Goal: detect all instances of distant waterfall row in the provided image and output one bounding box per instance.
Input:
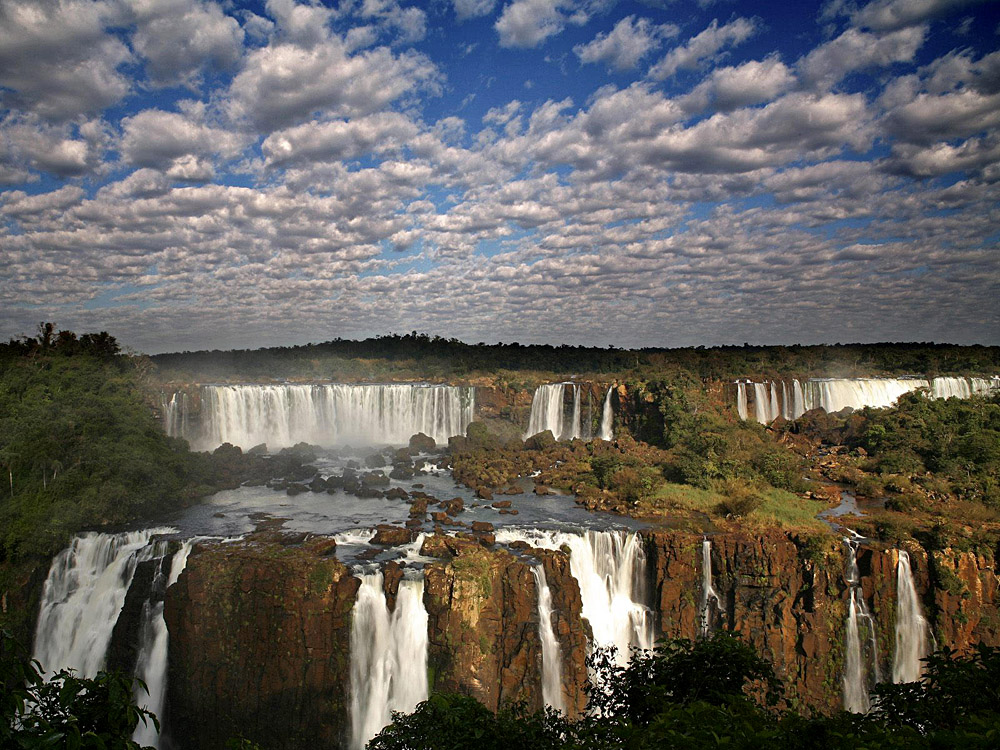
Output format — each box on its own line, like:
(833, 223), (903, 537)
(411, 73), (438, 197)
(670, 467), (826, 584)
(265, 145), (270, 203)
(735, 376), (999, 423)
(165, 384), (475, 450)
(525, 383), (615, 441)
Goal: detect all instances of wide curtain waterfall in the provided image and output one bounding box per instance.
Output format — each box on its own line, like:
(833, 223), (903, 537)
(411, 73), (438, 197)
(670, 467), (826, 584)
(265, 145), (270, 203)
(349, 572), (430, 750)
(735, 376), (999, 424)
(892, 550), (931, 684)
(495, 529), (654, 666)
(172, 384), (475, 450)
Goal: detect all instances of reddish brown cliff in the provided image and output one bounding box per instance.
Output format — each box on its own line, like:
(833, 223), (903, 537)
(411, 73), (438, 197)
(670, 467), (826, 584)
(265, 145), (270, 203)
(164, 534), (359, 750)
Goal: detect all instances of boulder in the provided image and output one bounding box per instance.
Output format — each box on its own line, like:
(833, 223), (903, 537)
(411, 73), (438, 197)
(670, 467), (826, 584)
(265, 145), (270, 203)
(371, 525), (415, 545)
(408, 432), (437, 453)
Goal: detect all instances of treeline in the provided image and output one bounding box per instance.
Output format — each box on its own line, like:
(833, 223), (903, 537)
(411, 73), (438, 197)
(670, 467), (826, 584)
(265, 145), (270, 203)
(150, 332), (1000, 383)
(369, 633), (1000, 750)
(0, 327), (228, 562)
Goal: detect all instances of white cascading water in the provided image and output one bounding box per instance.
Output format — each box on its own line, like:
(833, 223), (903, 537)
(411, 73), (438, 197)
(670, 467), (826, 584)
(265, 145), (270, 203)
(892, 550), (931, 684)
(162, 392), (188, 439)
(598, 386), (614, 441)
(525, 384), (582, 440)
(131, 540), (194, 747)
(33, 529), (176, 677)
(842, 539), (881, 713)
(188, 384), (474, 450)
(495, 529), (653, 665)
(735, 376), (999, 424)
(349, 572), (429, 750)
(699, 539), (721, 637)
(532, 565), (565, 712)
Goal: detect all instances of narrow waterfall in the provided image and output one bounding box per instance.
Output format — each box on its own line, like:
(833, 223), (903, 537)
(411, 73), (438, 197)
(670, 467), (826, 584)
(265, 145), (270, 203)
(349, 572), (429, 750)
(532, 565), (565, 712)
(893, 550), (931, 684)
(132, 540), (194, 748)
(598, 386), (614, 441)
(33, 529), (176, 677)
(735, 376), (999, 424)
(736, 382), (748, 420)
(842, 540), (881, 713)
(495, 529), (653, 665)
(193, 384), (474, 450)
(162, 391), (188, 438)
(699, 539), (721, 637)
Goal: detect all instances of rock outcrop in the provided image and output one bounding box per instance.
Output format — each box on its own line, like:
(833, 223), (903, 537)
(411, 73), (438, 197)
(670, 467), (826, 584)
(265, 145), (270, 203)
(165, 534), (359, 750)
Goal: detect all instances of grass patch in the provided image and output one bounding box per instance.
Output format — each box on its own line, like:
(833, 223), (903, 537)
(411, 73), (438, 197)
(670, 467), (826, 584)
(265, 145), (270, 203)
(645, 482), (830, 532)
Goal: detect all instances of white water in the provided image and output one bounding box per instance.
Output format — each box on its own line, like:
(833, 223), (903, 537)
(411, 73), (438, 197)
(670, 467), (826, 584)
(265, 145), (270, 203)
(532, 565), (565, 712)
(162, 391), (188, 439)
(892, 550), (931, 684)
(597, 387), (614, 441)
(33, 529), (177, 677)
(132, 540), (194, 747)
(186, 383), (474, 450)
(842, 540), (881, 713)
(699, 539), (721, 637)
(495, 529), (653, 665)
(735, 376), (999, 423)
(349, 572), (429, 750)
(525, 383), (584, 440)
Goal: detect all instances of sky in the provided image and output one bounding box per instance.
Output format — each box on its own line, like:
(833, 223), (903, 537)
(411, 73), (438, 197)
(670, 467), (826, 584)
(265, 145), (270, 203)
(1, 0), (998, 354)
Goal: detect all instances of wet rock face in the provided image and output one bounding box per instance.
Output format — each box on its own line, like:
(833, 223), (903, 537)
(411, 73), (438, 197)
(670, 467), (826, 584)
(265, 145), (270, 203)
(643, 530), (1000, 712)
(422, 538), (542, 710)
(164, 535), (359, 750)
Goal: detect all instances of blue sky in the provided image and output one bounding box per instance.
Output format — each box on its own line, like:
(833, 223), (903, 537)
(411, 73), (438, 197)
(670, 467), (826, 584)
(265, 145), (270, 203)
(1, 0), (998, 353)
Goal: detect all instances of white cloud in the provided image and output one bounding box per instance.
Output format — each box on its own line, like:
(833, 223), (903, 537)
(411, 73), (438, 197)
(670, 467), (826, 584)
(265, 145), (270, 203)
(119, 107), (246, 169)
(799, 25), (926, 90)
(496, 0), (588, 49)
(681, 56), (794, 113)
(648, 17), (759, 81)
(454, 0), (496, 21)
(227, 35), (440, 132)
(1, 114), (95, 177)
(0, 0), (131, 120)
(129, 0), (245, 86)
(261, 112), (419, 166)
(852, 0), (988, 32)
(575, 15), (678, 72)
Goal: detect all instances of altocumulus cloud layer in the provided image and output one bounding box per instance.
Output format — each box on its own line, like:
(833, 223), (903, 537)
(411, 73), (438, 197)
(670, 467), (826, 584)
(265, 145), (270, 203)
(1, 0), (998, 352)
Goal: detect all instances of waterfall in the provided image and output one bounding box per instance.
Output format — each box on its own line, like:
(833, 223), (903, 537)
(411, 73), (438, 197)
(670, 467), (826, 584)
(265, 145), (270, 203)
(131, 540), (194, 748)
(189, 384), (474, 450)
(842, 539), (881, 713)
(735, 376), (999, 424)
(893, 550), (931, 684)
(532, 565), (565, 712)
(33, 529), (176, 677)
(525, 384), (582, 440)
(494, 529), (653, 665)
(162, 392), (188, 438)
(598, 386), (614, 441)
(736, 382), (748, 420)
(349, 572), (429, 750)
(699, 539), (721, 637)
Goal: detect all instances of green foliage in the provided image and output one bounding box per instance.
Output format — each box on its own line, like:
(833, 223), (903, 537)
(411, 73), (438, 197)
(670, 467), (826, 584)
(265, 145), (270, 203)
(856, 391), (1000, 507)
(371, 639), (1000, 750)
(0, 327), (224, 560)
(1, 628), (156, 749)
(714, 478), (765, 518)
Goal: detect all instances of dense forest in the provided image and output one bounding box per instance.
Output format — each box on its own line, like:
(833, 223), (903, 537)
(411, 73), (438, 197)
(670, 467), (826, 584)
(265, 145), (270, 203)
(151, 333), (1000, 383)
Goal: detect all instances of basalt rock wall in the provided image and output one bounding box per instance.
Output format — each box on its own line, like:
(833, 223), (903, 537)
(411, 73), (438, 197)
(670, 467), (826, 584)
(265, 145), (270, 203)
(164, 535), (359, 750)
(643, 530), (1000, 712)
